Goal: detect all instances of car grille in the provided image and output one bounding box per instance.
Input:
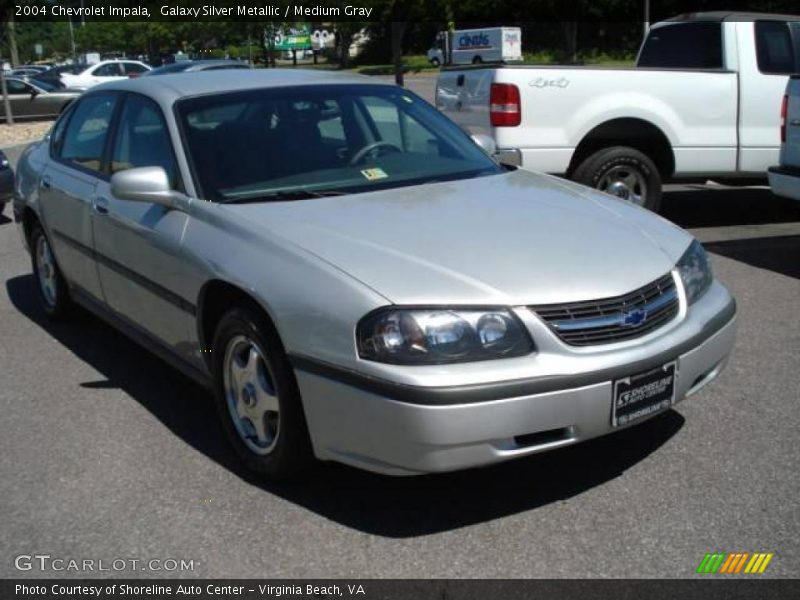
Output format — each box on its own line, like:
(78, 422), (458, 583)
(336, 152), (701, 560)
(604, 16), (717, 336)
(530, 273), (679, 346)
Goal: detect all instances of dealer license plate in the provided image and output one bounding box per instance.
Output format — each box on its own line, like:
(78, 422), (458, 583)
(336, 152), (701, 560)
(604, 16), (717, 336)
(612, 362), (676, 427)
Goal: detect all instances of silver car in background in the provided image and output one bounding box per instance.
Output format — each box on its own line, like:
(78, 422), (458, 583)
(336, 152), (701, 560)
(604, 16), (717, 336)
(13, 71), (737, 478)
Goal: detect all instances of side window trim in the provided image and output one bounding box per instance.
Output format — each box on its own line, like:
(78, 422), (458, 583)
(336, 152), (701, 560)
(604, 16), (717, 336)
(51, 91), (122, 181)
(106, 91), (185, 193)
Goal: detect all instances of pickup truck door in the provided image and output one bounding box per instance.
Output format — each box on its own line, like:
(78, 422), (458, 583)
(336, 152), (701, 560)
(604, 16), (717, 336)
(737, 20), (800, 172)
(39, 92), (120, 302)
(91, 93), (194, 356)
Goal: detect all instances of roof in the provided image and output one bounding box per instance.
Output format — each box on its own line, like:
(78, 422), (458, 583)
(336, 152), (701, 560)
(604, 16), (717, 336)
(664, 11), (799, 22)
(93, 69), (389, 106)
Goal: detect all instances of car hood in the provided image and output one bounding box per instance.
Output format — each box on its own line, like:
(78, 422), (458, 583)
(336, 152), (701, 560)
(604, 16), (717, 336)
(225, 169), (693, 305)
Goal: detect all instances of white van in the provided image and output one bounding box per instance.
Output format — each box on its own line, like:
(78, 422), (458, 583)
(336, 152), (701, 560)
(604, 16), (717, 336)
(427, 27), (522, 67)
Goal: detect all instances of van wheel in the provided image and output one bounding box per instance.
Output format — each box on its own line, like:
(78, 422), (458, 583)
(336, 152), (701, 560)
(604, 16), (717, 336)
(30, 224), (72, 318)
(472, 56), (483, 65)
(430, 57), (441, 68)
(573, 146), (662, 212)
(211, 306), (315, 480)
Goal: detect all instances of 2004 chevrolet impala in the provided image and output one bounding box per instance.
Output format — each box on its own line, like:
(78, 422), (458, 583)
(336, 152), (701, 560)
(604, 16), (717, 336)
(13, 71), (737, 478)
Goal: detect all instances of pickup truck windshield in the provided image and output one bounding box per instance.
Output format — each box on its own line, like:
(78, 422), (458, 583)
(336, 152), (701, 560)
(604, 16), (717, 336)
(177, 84), (502, 202)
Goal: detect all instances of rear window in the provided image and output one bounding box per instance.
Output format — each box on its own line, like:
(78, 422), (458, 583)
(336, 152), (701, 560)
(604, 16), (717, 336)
(638, 22), (723, 69)
(755, 21), (800, 75)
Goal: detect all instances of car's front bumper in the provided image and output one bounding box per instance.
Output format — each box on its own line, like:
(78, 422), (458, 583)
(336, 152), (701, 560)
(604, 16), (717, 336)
(294, 281), (737, 476)
(768, 165), (800, 201)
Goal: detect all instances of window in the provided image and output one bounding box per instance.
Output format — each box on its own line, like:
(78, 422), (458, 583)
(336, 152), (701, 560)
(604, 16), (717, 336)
(5, 79), (30, 94)
(638, 22), (723, 69)
(110, 95), (178, 188)
(755, 21), (798, 74)
(123, 62), (149, 75)
(178, 85), (501, 202)
(59, 93), (118, 173)
(92, 63), (122, 77)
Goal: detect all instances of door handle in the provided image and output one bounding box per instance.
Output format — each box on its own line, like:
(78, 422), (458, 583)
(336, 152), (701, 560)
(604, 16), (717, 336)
(41, 175), (51, 189)
(93, 196), (110, 215)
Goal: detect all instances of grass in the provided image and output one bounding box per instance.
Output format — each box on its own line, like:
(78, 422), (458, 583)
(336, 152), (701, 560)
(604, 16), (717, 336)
(267, 52), (635, 73)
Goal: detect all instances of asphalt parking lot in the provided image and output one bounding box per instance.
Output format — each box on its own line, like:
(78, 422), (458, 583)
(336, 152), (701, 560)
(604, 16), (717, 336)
(1, 78), (799, 578)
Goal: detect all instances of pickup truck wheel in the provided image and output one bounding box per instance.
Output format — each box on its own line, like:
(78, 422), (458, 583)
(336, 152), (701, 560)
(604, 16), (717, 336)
(30, 224), (72, 318)
(573, 146), (662, 212)
(211, 306), (314, 480)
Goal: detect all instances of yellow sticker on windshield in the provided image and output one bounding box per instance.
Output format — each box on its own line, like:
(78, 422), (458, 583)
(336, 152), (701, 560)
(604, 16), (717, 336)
(361, 168), (388, 181)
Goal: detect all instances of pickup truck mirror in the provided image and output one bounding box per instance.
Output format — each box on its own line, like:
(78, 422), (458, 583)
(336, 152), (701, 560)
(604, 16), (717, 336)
(111, 166), (185, 210)
(471, 133), (497, 157)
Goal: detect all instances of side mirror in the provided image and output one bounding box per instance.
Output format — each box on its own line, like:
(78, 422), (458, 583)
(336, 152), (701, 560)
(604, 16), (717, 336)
(30, 87), (39, 100)
(110, 166), (185, 210)
(471, 133), (497, 156)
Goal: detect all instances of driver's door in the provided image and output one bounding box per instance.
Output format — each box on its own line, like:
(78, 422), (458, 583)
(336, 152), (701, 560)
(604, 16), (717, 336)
(92, 93), (193, 355)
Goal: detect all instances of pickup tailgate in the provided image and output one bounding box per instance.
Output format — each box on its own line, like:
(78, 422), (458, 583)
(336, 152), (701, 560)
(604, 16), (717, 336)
(436, 68), (494, 137)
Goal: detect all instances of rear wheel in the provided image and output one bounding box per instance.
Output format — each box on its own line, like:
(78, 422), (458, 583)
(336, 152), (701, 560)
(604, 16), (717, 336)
(30, 224), (72, 318)
(472, 56), (483, 65)
(211, 306), (314, 480)
(573, 146), (662, 212)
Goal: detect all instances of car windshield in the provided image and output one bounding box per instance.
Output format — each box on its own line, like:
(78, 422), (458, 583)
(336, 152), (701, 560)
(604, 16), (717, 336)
(177, 84), (503, 203)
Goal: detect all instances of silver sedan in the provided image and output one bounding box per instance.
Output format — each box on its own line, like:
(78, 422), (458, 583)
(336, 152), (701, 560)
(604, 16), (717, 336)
(12, 70), (737, 478)
(1, 77), (82, 119)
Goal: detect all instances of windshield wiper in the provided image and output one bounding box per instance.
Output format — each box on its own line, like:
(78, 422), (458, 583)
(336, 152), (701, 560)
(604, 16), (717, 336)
(221, 189), (348, 204)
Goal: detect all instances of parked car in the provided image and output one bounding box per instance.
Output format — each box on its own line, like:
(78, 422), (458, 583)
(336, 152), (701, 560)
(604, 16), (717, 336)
(768, 75), (800, 201)
(0, 150), (13, 215)
(59, 60), (151, 90)
(32, 64), (89, 90)
(13, 70), (737, 479)
(0, 78), (82, 120)
(437, 12), (800, 211)
(8, 67), (47, 78)
(142, 60), (250, 76)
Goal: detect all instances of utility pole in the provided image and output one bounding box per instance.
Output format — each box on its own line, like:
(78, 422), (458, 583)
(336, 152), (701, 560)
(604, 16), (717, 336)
(1, 71), (14, 125)
(7, 14), (20, 67)
(643, 0), (650, 39)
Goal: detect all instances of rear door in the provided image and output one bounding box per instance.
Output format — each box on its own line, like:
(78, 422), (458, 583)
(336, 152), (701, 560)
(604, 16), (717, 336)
(92, 93), (193, 351)
(40, 92), (120, 301)
(88, 62), (125, 86)
(737, 20), (800, 172)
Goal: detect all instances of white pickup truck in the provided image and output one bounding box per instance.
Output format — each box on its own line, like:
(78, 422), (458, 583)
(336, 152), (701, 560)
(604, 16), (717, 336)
(436, 12), (800, 211)
(768, 75), (800, 201)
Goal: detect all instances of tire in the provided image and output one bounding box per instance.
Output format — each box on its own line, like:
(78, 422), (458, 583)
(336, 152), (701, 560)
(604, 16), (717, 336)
(572, 146), (662, 212)
(211, 306), (314, 480)
(430, 57), (440, 68)
(30, 223), (72, 318)
(472, 56), (483, 65)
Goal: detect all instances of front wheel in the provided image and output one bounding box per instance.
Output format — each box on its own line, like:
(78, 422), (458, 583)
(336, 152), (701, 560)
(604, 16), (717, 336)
(211, 306), (314, 480)
(572, 146), (662, 212)
(429, 57), (441, 68)
(30, 224), (72, 318)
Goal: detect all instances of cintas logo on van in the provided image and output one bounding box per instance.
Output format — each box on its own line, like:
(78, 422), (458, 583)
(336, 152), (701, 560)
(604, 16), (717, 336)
(458, 33), (491, 50)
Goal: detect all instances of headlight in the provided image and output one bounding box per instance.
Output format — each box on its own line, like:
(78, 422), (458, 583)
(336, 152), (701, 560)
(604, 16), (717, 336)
(676, 239), (712, 304)
(357, 308), (534, 364)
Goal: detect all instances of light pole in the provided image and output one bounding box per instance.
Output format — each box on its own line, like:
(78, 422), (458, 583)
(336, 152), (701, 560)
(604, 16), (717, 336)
(643, 0), (650, 39)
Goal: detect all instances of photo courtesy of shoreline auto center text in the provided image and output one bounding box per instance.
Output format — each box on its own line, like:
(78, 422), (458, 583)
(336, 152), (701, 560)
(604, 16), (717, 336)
(1, 0), (799, 598)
